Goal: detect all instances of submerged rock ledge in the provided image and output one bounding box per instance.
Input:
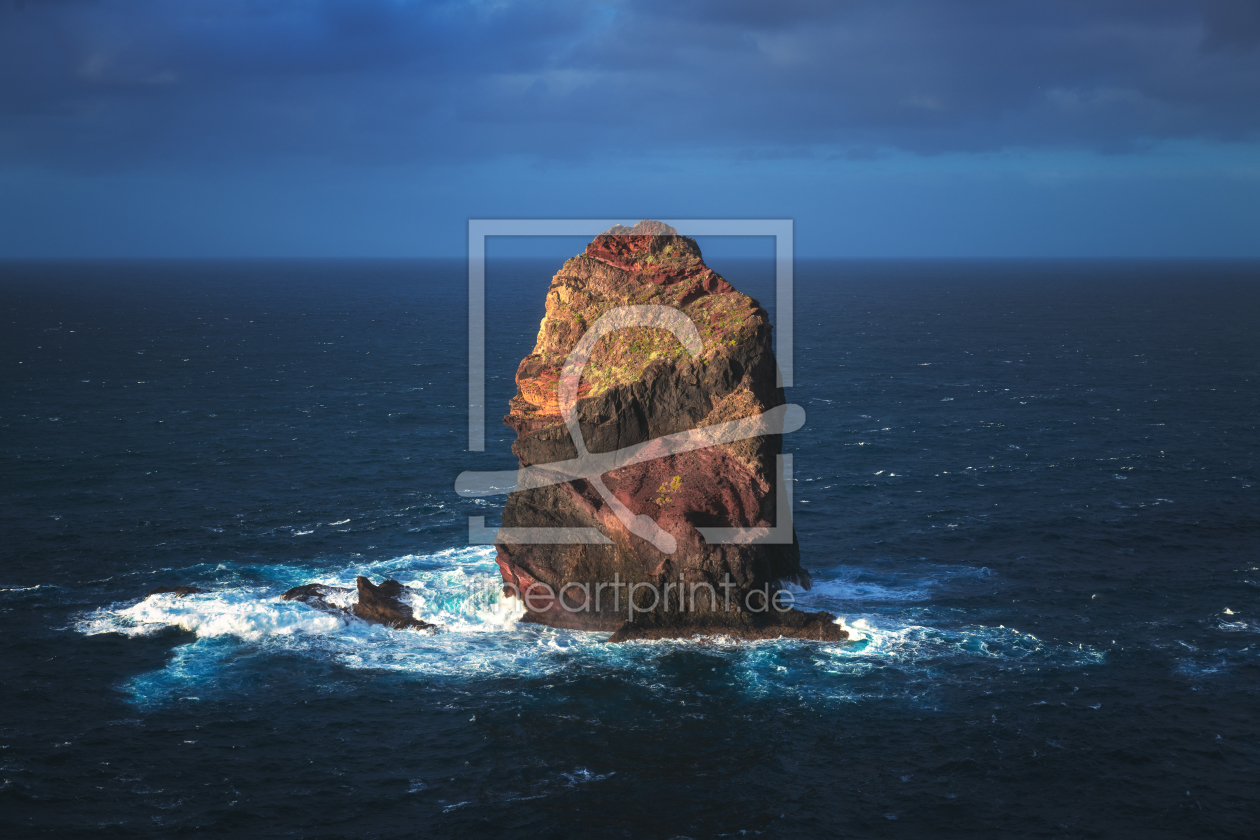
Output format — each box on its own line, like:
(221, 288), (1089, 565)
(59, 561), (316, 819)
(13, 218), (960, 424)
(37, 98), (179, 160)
(142, 578), (439, 632)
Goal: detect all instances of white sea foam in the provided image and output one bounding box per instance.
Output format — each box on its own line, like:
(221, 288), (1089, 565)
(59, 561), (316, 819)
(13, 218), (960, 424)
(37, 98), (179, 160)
(796, 614), (1105, 705)
(73, 547), (1100, 706)
(79, 588), (347, 640)
(833, 616), (876, 641)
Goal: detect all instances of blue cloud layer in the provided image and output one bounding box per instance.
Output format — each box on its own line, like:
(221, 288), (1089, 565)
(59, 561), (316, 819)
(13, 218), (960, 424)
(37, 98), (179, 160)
(3, 0), (1259, 171)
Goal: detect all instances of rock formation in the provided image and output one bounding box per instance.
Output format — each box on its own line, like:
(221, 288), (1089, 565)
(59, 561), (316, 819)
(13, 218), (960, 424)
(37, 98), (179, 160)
(350, 576), (436, 631)
(280, 582), (352, 615)
(280, 577), (437, 631)
(145, 585), (206, 598)
(495, 221), (845, 642)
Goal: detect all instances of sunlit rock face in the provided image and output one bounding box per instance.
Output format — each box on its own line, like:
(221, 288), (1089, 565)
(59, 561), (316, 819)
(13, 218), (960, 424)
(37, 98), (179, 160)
(496, 221), (846, 642)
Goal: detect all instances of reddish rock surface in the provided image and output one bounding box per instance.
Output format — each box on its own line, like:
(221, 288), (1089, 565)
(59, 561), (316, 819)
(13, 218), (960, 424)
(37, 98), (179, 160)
(496, 221), (846, 642)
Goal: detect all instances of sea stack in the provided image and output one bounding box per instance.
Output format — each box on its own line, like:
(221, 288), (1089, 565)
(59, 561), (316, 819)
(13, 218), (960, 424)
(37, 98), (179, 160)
(495, 221), (846, 642)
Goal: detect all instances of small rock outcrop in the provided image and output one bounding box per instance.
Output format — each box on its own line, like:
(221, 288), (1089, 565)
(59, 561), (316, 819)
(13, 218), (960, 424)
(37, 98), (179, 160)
(494, 221), (846, 642)
(280, 578), (436, 631)
(281, 583), (353, 617)
(351, 576), (436, 631)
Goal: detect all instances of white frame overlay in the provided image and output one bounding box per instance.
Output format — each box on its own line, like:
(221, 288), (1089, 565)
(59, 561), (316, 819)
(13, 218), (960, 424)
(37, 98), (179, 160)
(464, 219), (796, 547)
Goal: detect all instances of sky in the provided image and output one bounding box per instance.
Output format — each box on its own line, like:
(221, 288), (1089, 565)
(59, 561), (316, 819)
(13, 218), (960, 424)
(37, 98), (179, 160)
(1, 0), (1258, 258)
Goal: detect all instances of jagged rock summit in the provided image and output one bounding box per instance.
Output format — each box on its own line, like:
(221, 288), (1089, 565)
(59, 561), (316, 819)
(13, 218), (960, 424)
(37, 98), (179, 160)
(496, 221), (846, 642)
(603, 220), (677, 237)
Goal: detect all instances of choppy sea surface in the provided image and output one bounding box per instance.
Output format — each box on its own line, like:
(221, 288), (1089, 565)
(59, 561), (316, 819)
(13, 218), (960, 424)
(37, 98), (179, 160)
(1, 259), (1257, 838)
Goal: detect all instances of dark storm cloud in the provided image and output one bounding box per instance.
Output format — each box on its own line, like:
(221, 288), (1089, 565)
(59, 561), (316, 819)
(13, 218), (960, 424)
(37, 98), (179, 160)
(1203, 0), (1260, 48)
(2, 0), (1258, 170)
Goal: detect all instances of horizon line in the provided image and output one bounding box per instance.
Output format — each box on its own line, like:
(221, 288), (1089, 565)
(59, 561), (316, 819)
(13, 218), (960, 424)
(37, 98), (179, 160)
(4, 255), (1260, 263)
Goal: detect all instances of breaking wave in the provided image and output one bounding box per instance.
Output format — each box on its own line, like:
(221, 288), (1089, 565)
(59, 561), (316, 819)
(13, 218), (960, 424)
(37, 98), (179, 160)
(73, 547), (1103, 707)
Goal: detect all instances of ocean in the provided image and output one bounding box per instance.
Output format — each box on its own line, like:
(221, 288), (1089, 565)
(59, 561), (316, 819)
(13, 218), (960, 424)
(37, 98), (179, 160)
(1, 259), (1257, 838)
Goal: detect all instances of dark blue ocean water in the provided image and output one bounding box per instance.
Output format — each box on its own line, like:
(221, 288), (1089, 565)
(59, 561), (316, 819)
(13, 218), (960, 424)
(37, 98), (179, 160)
(1, 259), (1258, 838)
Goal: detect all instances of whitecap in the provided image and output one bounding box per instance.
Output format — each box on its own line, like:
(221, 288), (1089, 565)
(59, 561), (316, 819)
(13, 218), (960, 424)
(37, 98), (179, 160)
(1217, 618), (1259, 633)
(74, 547), (1100, 708)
